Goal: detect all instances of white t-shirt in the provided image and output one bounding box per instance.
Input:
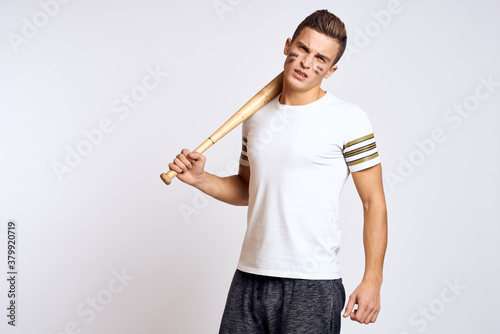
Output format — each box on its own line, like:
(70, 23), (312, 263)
(238, 91), (380, 279)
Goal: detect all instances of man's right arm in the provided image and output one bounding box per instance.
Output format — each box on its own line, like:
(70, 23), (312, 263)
(168, 148), (250, 206)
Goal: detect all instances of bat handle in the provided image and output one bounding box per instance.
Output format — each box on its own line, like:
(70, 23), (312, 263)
(160, 138), (214, 186)
(160, 170), (177, 185)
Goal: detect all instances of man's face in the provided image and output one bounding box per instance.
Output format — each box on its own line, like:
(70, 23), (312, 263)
(283, 27), (340, 92)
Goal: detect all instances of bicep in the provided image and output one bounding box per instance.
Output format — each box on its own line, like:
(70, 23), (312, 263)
(351, 164), (386, 206)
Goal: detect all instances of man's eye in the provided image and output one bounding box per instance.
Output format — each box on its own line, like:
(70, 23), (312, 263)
(301, 46), (307, 51)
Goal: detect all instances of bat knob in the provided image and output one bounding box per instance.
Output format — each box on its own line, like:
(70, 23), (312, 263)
(160, 170), (178, 185)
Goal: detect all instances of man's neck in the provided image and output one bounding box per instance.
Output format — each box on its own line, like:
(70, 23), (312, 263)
(279, 84), (326, 106)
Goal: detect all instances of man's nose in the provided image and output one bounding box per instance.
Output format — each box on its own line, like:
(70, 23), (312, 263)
(301, 54), (313, 68)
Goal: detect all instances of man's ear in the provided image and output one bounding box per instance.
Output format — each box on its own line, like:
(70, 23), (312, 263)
(323, 64), (338, 80)
(283, 38), (292, 56)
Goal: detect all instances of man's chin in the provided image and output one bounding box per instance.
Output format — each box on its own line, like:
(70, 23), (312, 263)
(284, 78), (317, 92)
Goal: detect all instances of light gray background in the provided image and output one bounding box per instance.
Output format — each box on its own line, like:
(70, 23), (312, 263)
(1, 0), (499, 333)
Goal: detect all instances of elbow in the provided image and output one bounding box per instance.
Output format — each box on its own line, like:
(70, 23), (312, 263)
(237, 175), (249, 206)
(238, 192), (249, 206)
(225, 176), (248, 206)
(232, 196), (248, 206)
(237, 199), (249, 206)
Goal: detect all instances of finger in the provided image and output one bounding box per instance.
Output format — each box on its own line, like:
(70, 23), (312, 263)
(181, 148), (191, 156)
(366, 307), (380, 324)
(173, 157), (189, 172)
(168, 162), (183, 173)
(177, 154), (193, 171)
(354, 304), (367, 324)
(182, 150), (205, 166)
(171, 158), (186, 172)
(361, 303), (378, 324)
(179, 149), (195, 167)
(350, 309), (358, 322)
(187, 151), (203, 161)
(343, 295), (356, 318)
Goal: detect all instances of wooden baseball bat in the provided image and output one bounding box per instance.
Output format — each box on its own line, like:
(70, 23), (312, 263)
(161, 71), (284, 185)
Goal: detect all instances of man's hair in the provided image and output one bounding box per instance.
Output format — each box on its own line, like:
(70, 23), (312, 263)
(291, 9), (347, 66)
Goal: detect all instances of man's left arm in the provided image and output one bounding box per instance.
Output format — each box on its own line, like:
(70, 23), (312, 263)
(343, 163), (388, 324)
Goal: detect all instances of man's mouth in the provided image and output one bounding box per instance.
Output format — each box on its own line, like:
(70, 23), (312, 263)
(294, 69), (308, 78)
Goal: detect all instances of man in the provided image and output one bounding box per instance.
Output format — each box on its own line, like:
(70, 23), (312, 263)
(168, 9), (387, 333)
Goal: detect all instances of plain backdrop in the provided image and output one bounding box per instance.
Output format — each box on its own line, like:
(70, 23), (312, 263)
(1, 0), (499, 333)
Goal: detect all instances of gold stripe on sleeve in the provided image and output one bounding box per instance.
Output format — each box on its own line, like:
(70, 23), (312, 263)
(343, 133), (374, 150)
(344, 142), (377, 158)
(347, 152), (379, 166)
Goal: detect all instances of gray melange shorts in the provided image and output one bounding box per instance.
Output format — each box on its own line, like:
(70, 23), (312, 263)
(219, 269), (346, 334)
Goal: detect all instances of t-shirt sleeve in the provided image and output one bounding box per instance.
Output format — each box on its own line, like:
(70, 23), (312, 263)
(239, 120), (250, 166)
(342, 108), (381, 172)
